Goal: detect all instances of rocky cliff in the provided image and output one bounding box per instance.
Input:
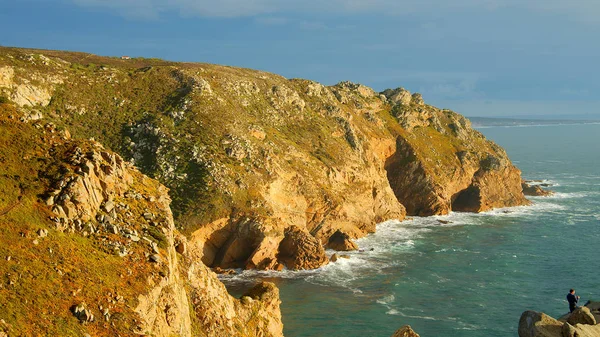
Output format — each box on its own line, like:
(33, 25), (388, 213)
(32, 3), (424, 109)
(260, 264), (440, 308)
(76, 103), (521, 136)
(0, 104), (282, 336)
(0, 47), (530, 272)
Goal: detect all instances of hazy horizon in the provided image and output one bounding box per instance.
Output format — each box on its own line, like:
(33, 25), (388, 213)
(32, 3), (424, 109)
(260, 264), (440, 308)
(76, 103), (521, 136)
(2, 0), (599, 117)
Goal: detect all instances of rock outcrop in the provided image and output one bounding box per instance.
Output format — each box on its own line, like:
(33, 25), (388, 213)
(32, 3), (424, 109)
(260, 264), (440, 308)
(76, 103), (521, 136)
(522, 181), (554, 196)
(518, 307), (600, 337)
(382, 88), (530, 216)
(326, 229), (358, 251)
(390, 325), (421, 337)
(278, 226), (329, 270)
(567, 307), (597, 326)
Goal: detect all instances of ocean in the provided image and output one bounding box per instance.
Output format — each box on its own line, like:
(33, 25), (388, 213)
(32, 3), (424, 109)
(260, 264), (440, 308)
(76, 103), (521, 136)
(221, 123), (600, 337)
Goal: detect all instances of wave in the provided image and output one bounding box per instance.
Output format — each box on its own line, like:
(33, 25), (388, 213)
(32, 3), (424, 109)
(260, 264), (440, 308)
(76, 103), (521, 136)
(376, 294), (395, 305)
(531, 191), (595, 200)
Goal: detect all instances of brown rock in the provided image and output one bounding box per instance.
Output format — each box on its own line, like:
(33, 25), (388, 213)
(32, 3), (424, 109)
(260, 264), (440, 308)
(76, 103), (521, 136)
(212, 267), (236, 275)
(175, 241), (186, 255)
(330, 253), (338, 262)
(390, 325), (420, 337)
(567, 306), (596, 326)
(277, 226), (328, 270)
(246, 236), (283, 270)
(326, 230), (358, 251)
(522, 182), (553, 196)
(385, 108), (529, 216)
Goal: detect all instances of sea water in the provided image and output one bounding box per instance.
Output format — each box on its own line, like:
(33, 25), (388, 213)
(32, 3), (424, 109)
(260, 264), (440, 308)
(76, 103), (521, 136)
(221, 123), (600, 337)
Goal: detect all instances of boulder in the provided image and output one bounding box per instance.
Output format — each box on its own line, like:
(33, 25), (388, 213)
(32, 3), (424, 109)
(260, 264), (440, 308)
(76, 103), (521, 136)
(326, 230), (358, 251)
(71, 303), (95, 323)
(381, 87), (412, 106)
(277, 226), (328, 270)
(567, 306), (596, 326)
(562, 322), (577, 337)
(518, 311), (562, 337)
(390, 325), (420, 337)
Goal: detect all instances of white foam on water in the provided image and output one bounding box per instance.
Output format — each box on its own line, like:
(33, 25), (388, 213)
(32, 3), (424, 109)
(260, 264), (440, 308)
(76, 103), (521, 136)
(454, 323), (482, 331)
(376, 294), (395, 305)
(523, 179), (560, 187)
(384, 309), (438, 321)
(221, 190), (582, 305)
(541, 191), (592, 199)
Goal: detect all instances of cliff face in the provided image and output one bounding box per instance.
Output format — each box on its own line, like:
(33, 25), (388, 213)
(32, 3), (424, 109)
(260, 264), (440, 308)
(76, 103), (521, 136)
(0, 104), (282, 336)
(0, 47), (529, 272)
(382, 88), (530, 215)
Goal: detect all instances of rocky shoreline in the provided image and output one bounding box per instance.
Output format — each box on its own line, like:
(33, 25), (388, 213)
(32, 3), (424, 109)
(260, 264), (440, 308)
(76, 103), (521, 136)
(0, 46), (552, 336)
(519, 301), (600, 337)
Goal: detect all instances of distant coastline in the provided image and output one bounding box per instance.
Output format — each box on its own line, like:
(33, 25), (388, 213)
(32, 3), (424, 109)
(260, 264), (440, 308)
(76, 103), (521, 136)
(468, 116), (600, 128)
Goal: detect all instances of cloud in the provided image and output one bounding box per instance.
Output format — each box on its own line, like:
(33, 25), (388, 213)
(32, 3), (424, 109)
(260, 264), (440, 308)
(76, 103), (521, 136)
(70, 0), (600, 23)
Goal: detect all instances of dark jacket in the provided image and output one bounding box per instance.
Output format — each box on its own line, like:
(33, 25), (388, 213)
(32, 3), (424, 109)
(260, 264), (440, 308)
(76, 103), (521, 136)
(567, 293), (578, 311)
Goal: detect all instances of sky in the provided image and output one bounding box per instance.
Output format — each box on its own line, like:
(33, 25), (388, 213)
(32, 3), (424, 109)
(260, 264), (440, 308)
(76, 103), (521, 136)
(1, 0), (599, 118)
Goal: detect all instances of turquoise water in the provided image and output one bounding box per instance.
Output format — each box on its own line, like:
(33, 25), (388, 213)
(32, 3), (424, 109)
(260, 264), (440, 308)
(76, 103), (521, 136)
(222, 123), (600, 337)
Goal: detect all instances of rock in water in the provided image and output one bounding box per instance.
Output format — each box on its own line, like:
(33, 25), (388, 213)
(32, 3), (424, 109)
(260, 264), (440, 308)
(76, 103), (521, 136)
(277, 226), (328, 270)
(522, 181), (553, 196)
(567, 306), (596, 325)
(326, 230), (358, 251)
(390, 325), (420, 337)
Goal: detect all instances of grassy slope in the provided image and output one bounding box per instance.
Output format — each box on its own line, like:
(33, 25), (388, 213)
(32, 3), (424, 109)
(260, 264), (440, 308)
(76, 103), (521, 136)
(0, 103), (168, 336)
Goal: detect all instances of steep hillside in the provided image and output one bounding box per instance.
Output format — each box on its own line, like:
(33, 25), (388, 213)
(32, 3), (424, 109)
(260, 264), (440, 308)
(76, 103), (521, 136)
(0, 47), (529, 271)
(0, 104), (283, 336)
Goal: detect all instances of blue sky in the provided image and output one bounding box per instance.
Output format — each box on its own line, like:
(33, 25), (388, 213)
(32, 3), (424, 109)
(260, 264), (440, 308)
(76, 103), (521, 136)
(1, 0), (599, 117)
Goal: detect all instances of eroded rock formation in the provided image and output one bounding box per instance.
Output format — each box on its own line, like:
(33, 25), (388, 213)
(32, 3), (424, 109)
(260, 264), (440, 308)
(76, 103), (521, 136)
(382, 90), (530, 216)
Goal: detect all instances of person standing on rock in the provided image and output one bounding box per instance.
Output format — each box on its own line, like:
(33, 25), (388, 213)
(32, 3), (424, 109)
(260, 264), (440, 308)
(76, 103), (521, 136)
(567, 289), (580, 313)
